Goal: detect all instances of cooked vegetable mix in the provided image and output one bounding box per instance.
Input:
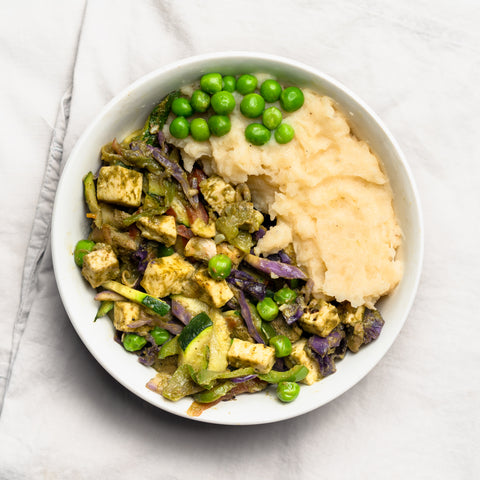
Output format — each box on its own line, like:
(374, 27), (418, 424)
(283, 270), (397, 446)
(76, 73), (386, 415)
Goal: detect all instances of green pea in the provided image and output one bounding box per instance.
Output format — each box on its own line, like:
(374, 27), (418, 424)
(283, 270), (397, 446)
(262, 106), (282, 130)
(236, 74), (258, 95)
(269, 335), (292, 358)
(171, 97), (193, 117)
(276, 381), (300, 402)
(208, 254), (232, 280)
(222, 75), (236, 92)
(211, 91), (236, 115)
(150, 326), (170, 346)
(190, 89), (211, 113)
(208, 115), (231, 137)
(158, 244), (175, 257)
(260, 79), (282, 103)
(256, 297), (279, 321)
(200, 73), (223, 94)
(279, 86), (304, 112)
(240, 93), (265, 118)
(169, 116), (190, 139)
(273, 287), (297, 304)
(274, 123), (295, 144)
(123, 333), (147, 352)
(190, 118), (211, 141)
(74, 239), (95, 267)
(245, 123), (271, 146)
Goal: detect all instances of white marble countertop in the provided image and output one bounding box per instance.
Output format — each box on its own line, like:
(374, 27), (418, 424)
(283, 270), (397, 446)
(0, 1), (478, 478)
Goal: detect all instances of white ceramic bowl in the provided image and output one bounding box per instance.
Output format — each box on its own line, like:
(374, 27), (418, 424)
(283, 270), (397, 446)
(51, 52), (423, 425)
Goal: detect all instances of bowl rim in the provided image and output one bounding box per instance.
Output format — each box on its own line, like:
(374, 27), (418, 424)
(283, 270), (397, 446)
(51, 51), (424, 425)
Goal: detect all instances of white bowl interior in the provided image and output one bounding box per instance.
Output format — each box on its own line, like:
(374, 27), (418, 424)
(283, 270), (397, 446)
(52, 52), (423, 425)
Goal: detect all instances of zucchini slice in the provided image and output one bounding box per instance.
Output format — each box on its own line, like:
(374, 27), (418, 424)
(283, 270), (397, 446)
(178, 312), (213, 370)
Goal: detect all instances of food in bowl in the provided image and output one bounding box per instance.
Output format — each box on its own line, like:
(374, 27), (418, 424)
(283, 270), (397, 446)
(73, 72), (402, 415)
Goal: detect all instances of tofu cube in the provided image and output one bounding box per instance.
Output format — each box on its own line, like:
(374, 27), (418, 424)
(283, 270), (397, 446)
(288, 339), (321, 385)
(216, 242), (244, 266)
(113, 301), (150, 335)
(227, 338), (275, 374)
(190, 218), (216, 238)
(141, 253), (195, 298)
(81, 244), (119, 288)
(97, 166), (143, 207)
(137, 215), (177, 246)
(184, 237), (217, 262)
(299, 300), (341, 337)
(199, 175), (236, 214)
(193, 268), (234, 308)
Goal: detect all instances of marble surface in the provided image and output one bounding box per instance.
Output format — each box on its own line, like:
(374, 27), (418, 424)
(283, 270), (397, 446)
(0, 0), (479, 478)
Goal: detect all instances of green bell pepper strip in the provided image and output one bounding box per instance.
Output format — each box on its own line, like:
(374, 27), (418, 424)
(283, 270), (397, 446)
(158, 336), (180, 359)
(192, 367), (255, 390)
(141, 91), (179, 145)
(83, 171), (102, 228)
(258, 365), (309, 384)
(193, 381), (235, 403)
(94, 300), (114, 321)
(261, 321), (277, 341)
(102, 280), (170, 317)
(162, 364), (204, 402)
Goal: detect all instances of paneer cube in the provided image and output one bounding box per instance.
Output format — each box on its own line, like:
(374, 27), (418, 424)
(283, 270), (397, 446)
(299, 300), (341, 337)
(227, 338), (275, 374)
(137, 215), (177, 246)
(288, 339), (321, 385)
(113, 301), (149, 334)
(193, 268), (234, 308)
(141, 253), (195, 298)
(199, 175), (236, 214)
(97, 166), (143, 207)
(184, 237), (217, 262)
(81, 244), (119, 288)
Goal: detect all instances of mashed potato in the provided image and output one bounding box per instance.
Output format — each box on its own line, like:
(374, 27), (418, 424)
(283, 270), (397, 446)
(165, 87), (403, 308)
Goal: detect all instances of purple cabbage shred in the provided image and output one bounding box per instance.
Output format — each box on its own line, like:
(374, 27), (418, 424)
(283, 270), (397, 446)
(146, 145), (199, 208)
(131, 246), (149, 273)
(171, 300), (192, 325)
(227, 269), (266, 301)
(245, 254), (307, 280)
(237, 289), (265, 344)
(231, 374), (258, 384)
